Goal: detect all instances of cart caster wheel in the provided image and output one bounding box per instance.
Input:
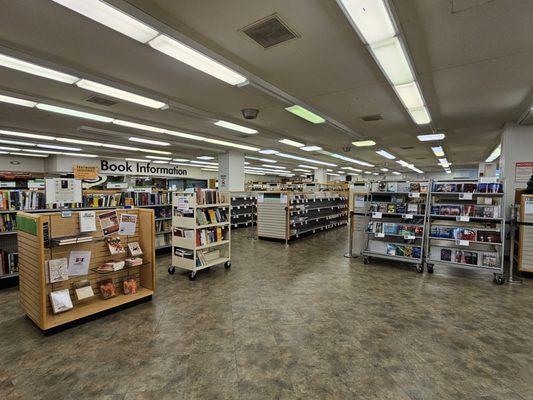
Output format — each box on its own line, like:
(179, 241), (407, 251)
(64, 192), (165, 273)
(168, 266), (175, 275)
(224, 261), (231, 269)
(426, 265), (434, 274)
(416, 264), (424, 273)
(363, 257), (369, 265)
(494, 275), (504, 285)
(188, 271), (197, 281)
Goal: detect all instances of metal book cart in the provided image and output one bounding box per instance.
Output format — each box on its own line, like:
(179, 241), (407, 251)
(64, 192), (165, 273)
(424, 179), (505, 284)
(361, 180), (430, 273)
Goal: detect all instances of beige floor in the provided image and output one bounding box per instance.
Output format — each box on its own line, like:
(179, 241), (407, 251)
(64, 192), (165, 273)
(0, 227), (532, 399)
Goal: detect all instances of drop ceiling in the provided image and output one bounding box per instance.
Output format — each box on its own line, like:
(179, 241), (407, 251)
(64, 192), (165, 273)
(0, 0), (532, 174)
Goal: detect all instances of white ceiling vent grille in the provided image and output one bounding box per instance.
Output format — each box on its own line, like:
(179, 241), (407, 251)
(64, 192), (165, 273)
(241, 14), (298, 49)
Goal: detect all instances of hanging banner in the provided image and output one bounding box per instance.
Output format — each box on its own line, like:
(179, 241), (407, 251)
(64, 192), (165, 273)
(73, 165), (99, 180)
(99, 160), (190, 178)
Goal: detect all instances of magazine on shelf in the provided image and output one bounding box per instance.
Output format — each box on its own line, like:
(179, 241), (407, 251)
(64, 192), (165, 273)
(98, 279), (117, 299)
(118, 213), (137, 236)
(50, 289), (74, 314)
(98, 210), (120, 236)
(106, 236), (126, 255)
(68, 251), (91, 276)
(123, 277), (138, 294)
(127, 242), (143, 256)
(47, 258), (69, 283)
(79, 211), (96, 232)
(481, 253), (498, 268)
(74, 279), (94, 300)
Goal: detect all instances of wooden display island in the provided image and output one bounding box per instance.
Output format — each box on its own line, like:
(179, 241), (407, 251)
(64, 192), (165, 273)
(17, 208), (155, 332)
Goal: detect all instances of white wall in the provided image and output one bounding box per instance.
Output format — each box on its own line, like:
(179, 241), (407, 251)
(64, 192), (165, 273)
(0, 155), (46, 173)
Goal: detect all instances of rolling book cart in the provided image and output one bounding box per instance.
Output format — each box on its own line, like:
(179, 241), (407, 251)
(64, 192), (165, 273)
(424, 179), (505, 283)
(169, 190), (231, 280)
(361, 180), (429, 273)
(16, 208), (156, 332)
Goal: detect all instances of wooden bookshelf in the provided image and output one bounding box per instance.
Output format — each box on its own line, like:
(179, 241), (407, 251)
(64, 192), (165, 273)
(17, 208), (155, 332)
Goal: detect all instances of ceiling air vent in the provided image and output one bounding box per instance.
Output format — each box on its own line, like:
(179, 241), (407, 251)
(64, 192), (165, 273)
(85, 95), (118, 107)
(241, 14), (298, 49)
(360, 114), (383, 122)
(400, 146), (415, 150)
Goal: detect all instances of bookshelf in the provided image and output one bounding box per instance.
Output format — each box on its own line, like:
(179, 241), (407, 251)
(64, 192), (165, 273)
(256, 191), (347, 244)
(169, 190), (231, 280)
(230, 192), (256, 229)
(425, 179), (505, 283)
(17, 208), (156, 332)
(361, 180), (429, 272)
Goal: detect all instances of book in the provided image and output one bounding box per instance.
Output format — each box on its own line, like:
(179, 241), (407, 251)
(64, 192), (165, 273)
(79, 211), (96, 232)
(441, 248), (452, 262)
(123, 277), (138, 295)
(481, 253), (497, 268)
(98, 279), (116, 299)
(383, 223), (398, 235)
(98, 210), (119, 236)
(125, 257), (143, 267)
(47, 258), (69, 283)
(49, 289), (74, 314)
(387, 204), (397, 213)
(386, 244), (396, 256)
(118, 213), (137, 236)
(127, 242), (143, 256)
(409, 182), (421, 193)
(74, 279), (94, 300)
(106, 236), (126, 255)
(386, 182), (397, 192)
(68, 251), (91, 276)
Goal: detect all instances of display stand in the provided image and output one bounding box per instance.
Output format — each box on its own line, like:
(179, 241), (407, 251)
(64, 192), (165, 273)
(425, 179), (505, 283)
(512, 194), (533, 277)
(361, 180), (429, 273)
(169, 190), (231, 280)
(17, 208), (156, 332)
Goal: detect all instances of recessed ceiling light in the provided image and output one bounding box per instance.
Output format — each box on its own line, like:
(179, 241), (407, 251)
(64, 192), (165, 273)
(294, 168), (312, 173)
(203, 137), (260, 152)
(392, 171), (401, 175)
(340, 166), (362, 172)
(165, 130), (205, 141)
(352, 140), (376, 147)
(148, 34), (247, 85)
(137, 149), (172, 155)
(376, 149), (395, 159)
(485, 144), (501, 163)
(381, 168), (389, 172)
(129, 137), (170, 146)
(0, 94), (37, 108)
(0, 146), (21, 151)
(125, 158), (147, 162)
(431, 146), (445, 157)
(10, 152), (48, 157)
(298, 164), (318, 170)
(190, 160), (218, 166)
(261, 164), (285, 169)
(258, 149), (279, 155)
(370, 37), (414, 85)
(363, 171), (372, 174)
(0, 139), (35, 146)
(101, 144), (141, 151)
(372, 172), (379, 175)
(330, 153), (374, 167)
(37, 144), (81, 151)
(145, 155), (171, 160)
(417, 133), (445, 142)
(279, 138), (304, 147)
(51, 0), (159, 43)
(300, 145), (322, 152)
(62, 152), (98, 158)
(285, 105), (325, 124)
(0, 53), (79, 84)
(173, 158), (189, 162)
(393, 81), (425, 109)
(214, 120), (257, 134)
(76, 79), (166, 109)
(56, 138), (103, 145)
(197, 156), (215, 160)
(245, 156), (277, 163)
(151, 160), (169, 164)
(408, 106), (431, 125)
(0, 129), (56, 141)
(113, 119), (166, 133)
(36, 103), (114, 122)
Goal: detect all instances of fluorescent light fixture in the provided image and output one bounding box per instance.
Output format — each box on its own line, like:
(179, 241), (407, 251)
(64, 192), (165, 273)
(148, 34), (247, 85)
(113, 119), (166, 133)
(0, 146), (21, 151)
(76, 79), (166, 109)
(330, 153), (374, 167)
(363, 171), (372, 174)
(151, 160), (169, 164)
(0, 129), (56, 141)
(101, 144), (141, 151)
(0, 94), (37, 108)
(394, 81), (424, 109)
(125, 158), (147, 162)
(327, 173), (340, 176)
(165, 130), (206, 141)
(202, 137), (260, 152)
(445, 169), (452, 174)
(376, 149), (395, 159)
(396, 160), (410, 167)
(392, 171), (401, 175)
(279, 138), (304, 148)
(61, 152), (98, 158)
(411, 167), (424, 174)
(373, 172), (379, 175)
(25, 149), (62, 154)
(485, 144), (501, 163)
(337, 0), (396, 45)
(285, 105), (325, 124)
(438, 158), (451, 168)
(300, 145), (322, 152)
(370, 37), (414, 85)
(352, 140), (376, 147)
(170, 162), (190, 167)
(0, 139), (35, 146)
(214, 120), (257, 134)
(0, 53), (79, 84)
(258, 149), (279, 155)
(129, 137), (169, 146)
(244, 171), (266, 176)
(294, 168), (312, 173)
(245, 156), (277, 163)
(381, 168), (389, 172)
(173, 158), (189, 162)
(10, 152), (48, 157)
(145, 155), (171, 160)
(52, 0), (159, 43)
(407, 106), (431, 125)
(244, 161), (250, 165)
(190, 160), (218, 166)
(37, 144), (81, 151)
(36, 103), (114, 122)
(299, 164), (318, 170)
(56, 138), (102, 145)
(431, 146), (445, 157)
(137, 148), (172, 155)
(197, 156), (215, 160)
(341, 166), (362, 172)
(276, 153), (337, 166)
(261, 164), (285, 169)
(0, 151), (7, 154)
(326, 169), (333, 172)
(417, 133), (445, 142)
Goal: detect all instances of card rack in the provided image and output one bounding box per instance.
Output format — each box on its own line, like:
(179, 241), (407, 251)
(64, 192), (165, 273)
(16, 208), (156, 332)
(425, 179), (505, 283)
(361, 180), (430, 272)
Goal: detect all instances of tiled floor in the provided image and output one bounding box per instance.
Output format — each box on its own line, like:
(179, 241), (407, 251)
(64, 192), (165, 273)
(1, 226), (533, 399)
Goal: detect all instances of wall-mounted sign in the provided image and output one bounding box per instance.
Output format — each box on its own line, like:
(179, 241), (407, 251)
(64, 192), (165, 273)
(106, 182), (129, 189)
(515, 162), (533, 184)
(73, 165), (99, 180)
(99, 160), (189, 178)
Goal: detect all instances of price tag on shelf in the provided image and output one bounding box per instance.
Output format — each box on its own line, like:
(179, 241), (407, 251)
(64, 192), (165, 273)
(405, 235), (416, 240)
(375, 232), (385, 238)
(372, 212), (382, 219)
(280, 194), (288, 204)
(402, 214), (414, 219)
(459, 193), (473, 200)
(257, 194), (264, 203)
(457, 240), (470, 246)
(409, 192), (420, 198)
(61, 210), (72, 218)
(456, 216), (470, 222)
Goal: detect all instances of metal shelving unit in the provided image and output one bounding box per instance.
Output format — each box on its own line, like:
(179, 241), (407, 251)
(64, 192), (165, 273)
(424, 179), (505, 283)
(361, 180), (430, 273)
(230, 192), (256, 229)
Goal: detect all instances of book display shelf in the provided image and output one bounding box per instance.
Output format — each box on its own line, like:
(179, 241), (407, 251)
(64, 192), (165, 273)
(17, 208), (156, 332)
(511, 194), (533, 274)
(169, 190), (231, 280)
(256, 191), (347, 245)
(425, 179), (505, 283)
(230, 192), (257, 229)
(361, 181), (429, 273)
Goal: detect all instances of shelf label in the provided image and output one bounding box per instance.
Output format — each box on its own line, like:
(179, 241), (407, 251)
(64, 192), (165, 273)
(404, 235), (416, 240)
(457, 239), (470, 246)
(280, 194), (288, 204)
(257, 194), (264, 203)
(457, 216), (470, 222)
(402, 214), (414, 219)
(61, 210), (72, 218)
(375, 232), (385, 238)
(459, 193), (473, 200)
(372, 212), (382, 219)
(176, 196), (190, 211)
(409, 192), (420, 198)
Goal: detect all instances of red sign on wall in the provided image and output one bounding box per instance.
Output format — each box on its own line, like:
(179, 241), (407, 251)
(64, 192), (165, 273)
(515, 162), (533, 183)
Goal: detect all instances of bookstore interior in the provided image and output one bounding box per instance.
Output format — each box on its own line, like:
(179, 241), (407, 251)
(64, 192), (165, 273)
(1, 1), (533, 398)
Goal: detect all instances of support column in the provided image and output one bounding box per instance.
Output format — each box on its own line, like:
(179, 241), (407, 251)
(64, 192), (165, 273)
(218, 151), (245, 191)
(314, 168), (327, 183)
